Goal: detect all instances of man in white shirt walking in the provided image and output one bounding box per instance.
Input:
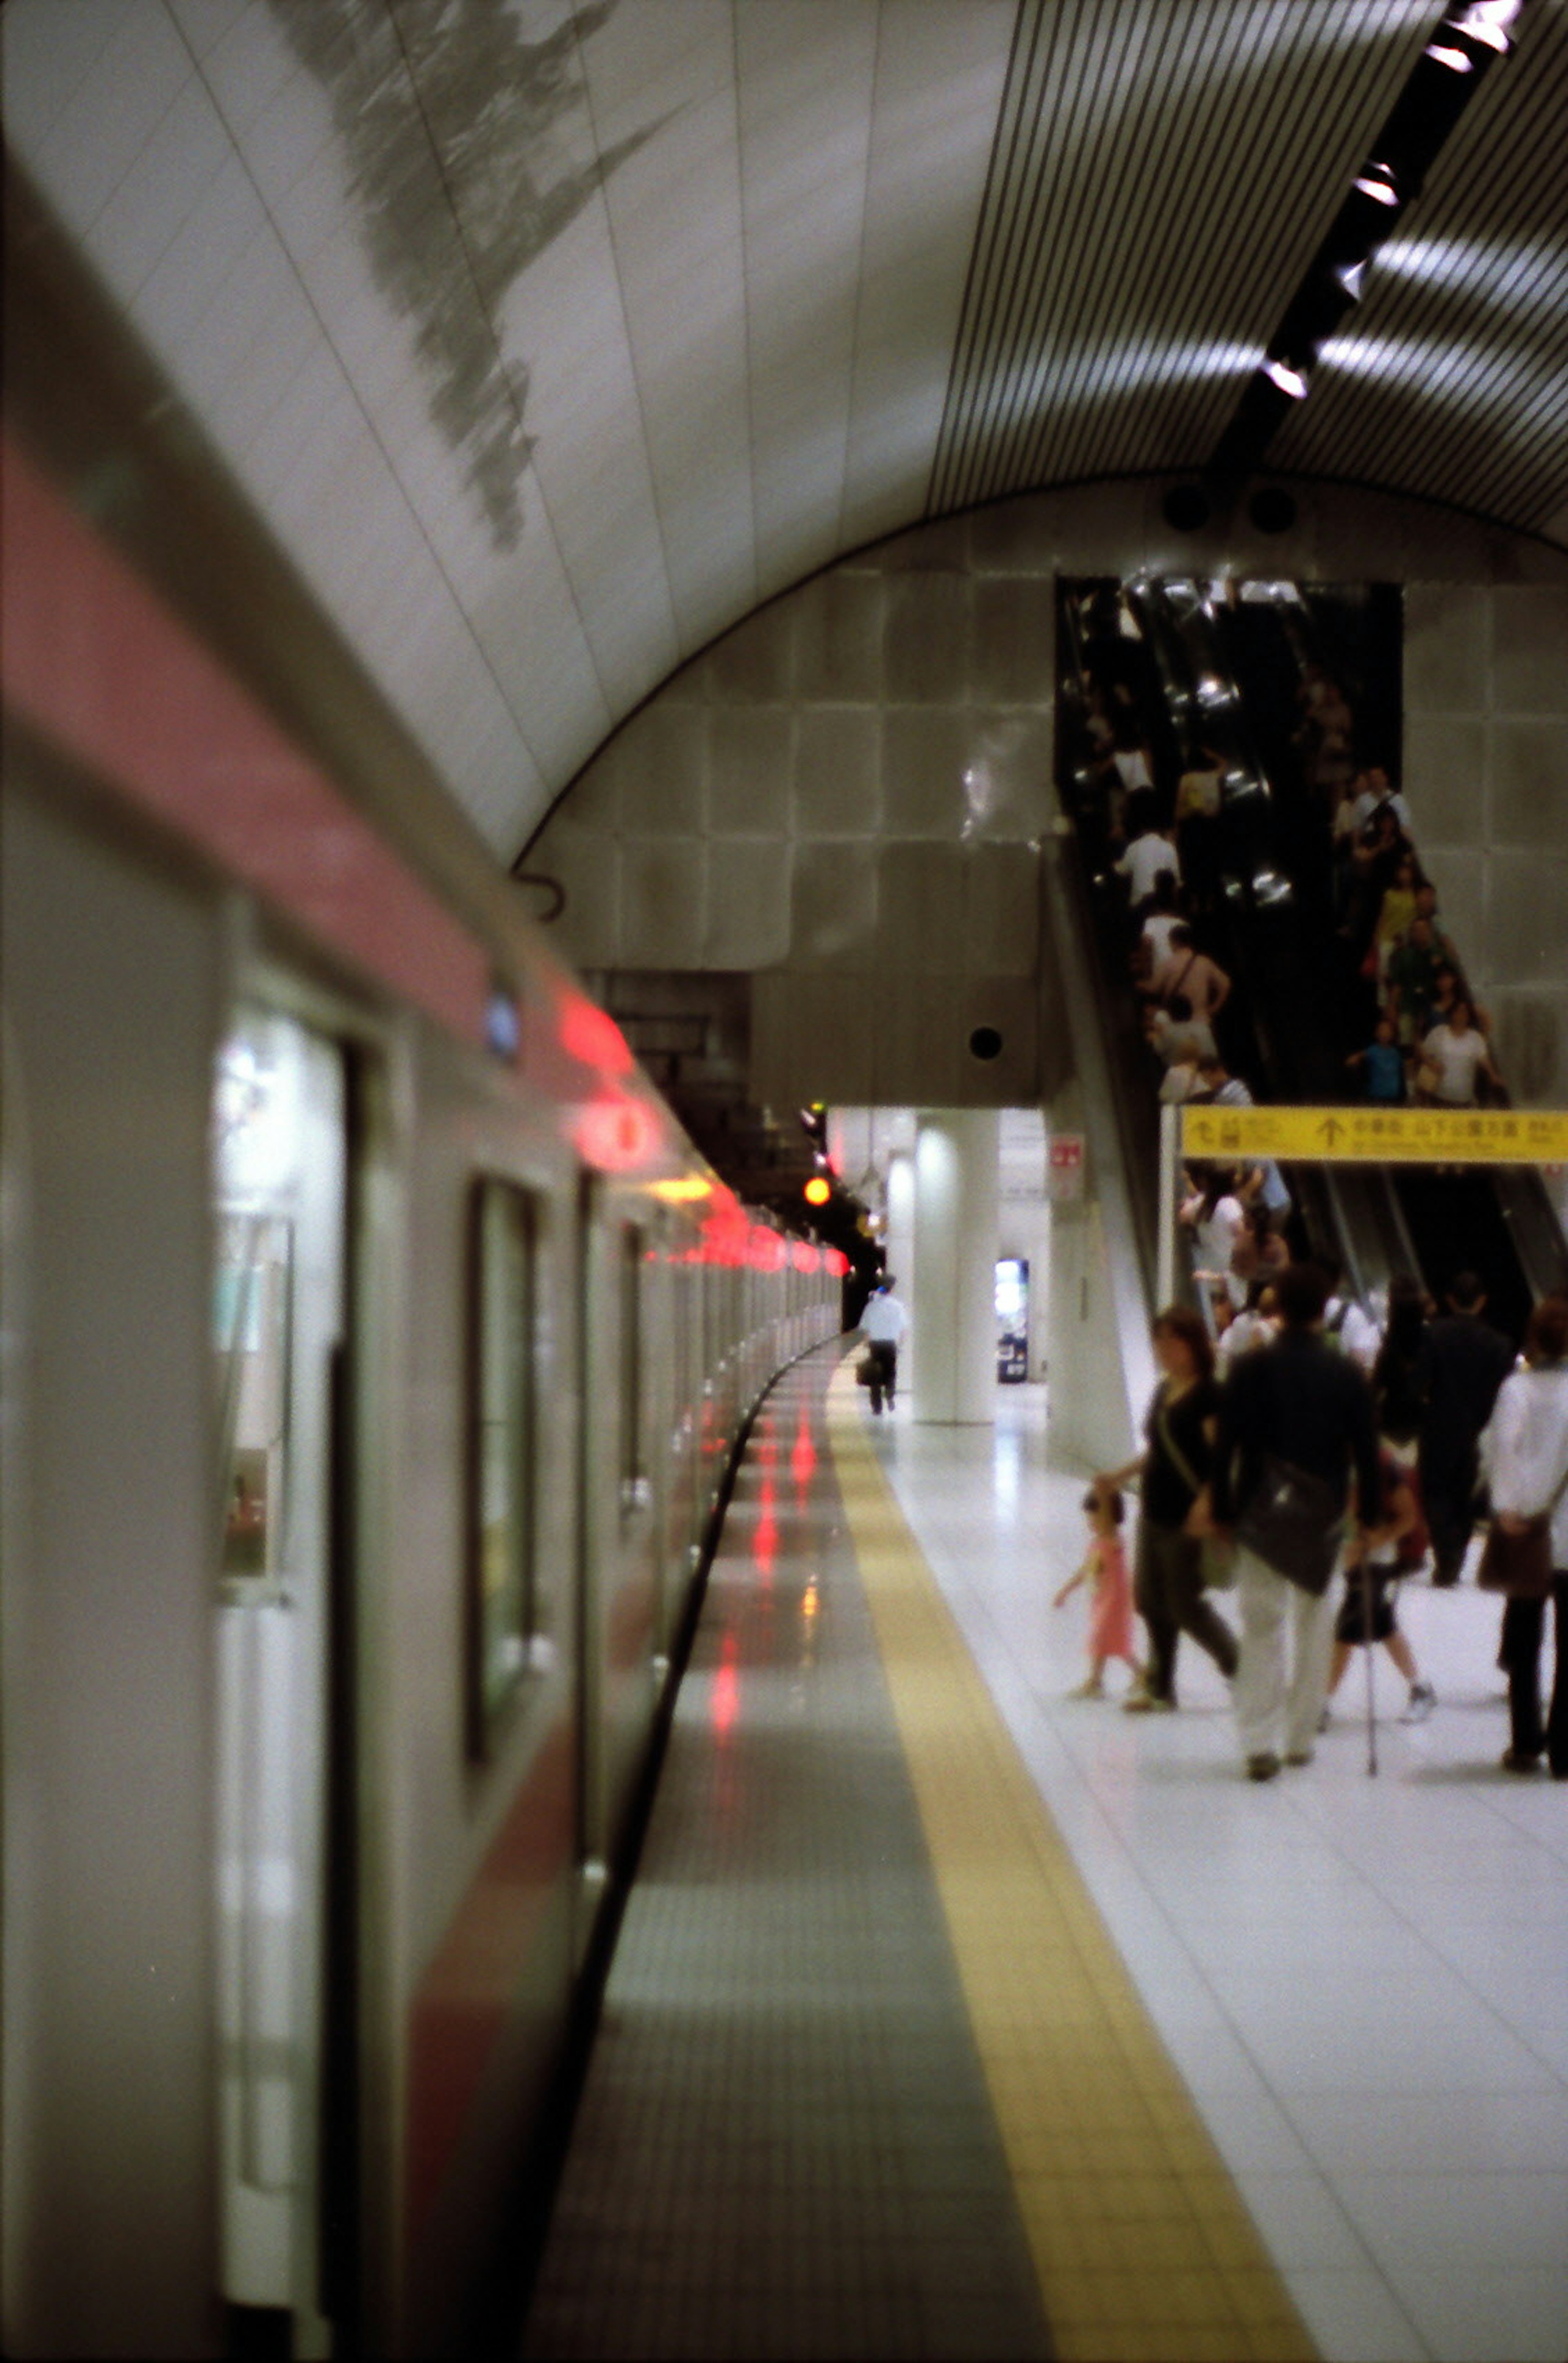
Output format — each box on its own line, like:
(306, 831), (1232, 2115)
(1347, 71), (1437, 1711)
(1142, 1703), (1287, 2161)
(860, 1278), (908, 1415)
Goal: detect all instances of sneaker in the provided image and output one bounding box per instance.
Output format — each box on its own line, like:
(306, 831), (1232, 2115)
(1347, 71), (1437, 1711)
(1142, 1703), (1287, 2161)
(1500, 1747), (1542, 1774)
(1067, 1677), (1103, 1700)
(1247, 1752), (1281, 1782)
(1399, 1681), (1436, 1724)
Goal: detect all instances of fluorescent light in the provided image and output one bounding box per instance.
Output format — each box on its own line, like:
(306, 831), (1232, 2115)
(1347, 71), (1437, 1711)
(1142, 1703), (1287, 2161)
(1263, 357), (1310, 399)
(1452, 0), (1523, 51)
(1354, 163), (1401, 206)
(1426, 40), (1474, 68)
(1336, 259), (1367, 300)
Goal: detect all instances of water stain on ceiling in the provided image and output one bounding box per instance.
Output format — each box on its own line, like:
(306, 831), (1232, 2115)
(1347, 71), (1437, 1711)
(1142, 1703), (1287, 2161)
(269, 0), (657, 550)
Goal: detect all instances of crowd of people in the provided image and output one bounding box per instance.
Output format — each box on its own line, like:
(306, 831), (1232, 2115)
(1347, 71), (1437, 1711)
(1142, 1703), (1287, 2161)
(1054, 596), (1564, 1779)
(1059, 1261), (1565, 1782)
(1300, 664), (1506, 1113)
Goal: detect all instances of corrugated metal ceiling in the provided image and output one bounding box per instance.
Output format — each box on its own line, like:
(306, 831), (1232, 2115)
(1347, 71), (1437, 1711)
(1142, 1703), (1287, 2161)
(928, 0), (1439, 510)
(1270, 1), (1568, 537)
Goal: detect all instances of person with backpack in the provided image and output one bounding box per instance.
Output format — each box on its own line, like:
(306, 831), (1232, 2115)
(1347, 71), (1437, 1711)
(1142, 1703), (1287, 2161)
(1205, 1261), (1380, 1781)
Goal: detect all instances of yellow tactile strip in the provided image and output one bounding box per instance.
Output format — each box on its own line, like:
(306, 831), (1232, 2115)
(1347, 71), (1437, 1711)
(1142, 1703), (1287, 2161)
(827, 1366), (1318, 2363)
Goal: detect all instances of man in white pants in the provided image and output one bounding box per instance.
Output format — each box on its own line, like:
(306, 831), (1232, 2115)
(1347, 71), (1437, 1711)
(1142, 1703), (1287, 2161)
(1207, 1261), (1380, 1781)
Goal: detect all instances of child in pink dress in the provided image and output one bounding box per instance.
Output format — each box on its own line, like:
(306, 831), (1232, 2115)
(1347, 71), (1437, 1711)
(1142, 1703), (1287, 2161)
(1054, 1487), (1140, 1697)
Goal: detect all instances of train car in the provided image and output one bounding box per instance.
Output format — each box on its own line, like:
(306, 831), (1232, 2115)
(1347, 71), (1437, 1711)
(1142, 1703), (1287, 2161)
(0, 185), (840, 2360)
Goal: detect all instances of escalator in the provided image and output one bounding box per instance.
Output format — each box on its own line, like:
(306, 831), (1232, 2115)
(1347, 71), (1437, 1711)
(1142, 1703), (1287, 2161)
(1123, 580), (1414, 1319)
(1212, 586), (1568, 1340)
(1056, 583), (1392, 1330)
(1053, 589), (1171, 1304)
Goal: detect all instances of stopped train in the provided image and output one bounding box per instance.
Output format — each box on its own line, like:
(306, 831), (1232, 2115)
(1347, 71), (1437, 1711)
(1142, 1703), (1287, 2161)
(0, 200), (842, 2359)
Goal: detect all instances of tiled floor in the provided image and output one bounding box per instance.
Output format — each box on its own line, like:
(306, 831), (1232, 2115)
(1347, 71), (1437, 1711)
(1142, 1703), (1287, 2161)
(519, 1347), (1568, 2363)
(871, 1378), (1568, 2363)
(519, 1359), (1050, 2360)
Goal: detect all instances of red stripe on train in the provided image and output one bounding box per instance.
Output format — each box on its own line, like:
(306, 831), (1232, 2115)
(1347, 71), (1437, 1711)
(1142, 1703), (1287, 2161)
(0, 433), (490, 1049)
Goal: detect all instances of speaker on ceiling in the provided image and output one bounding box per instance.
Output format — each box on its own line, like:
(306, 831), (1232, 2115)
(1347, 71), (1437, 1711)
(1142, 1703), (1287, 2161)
(1247, 486), (1298, 535)
(1162, 484), (1211, 533)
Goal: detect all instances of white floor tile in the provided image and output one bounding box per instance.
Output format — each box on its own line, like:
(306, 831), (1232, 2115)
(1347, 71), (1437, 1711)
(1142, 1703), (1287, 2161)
(1331, 2170), (1568, 2270)
(1391, 2263), (1568, 2363)
(1285, 2265), (1429, 2362)
(870, 1385), (1568, 2363)
(1234, 2169), (1373, 2269)
(1288, 2089), (1568, 2175)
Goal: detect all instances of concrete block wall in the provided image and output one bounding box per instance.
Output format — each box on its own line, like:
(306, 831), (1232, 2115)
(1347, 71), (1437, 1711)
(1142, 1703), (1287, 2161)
(523, 506), (1063, 1108)
(1403, 583), (1568, 1105)
(526, 474), (1568, 1112)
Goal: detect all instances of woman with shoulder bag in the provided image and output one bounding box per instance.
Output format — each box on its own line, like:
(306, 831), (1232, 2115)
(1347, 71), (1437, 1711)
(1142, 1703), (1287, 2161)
(1097, 1307), (1239, 1713)
(1479, 1294), (1568, 1776)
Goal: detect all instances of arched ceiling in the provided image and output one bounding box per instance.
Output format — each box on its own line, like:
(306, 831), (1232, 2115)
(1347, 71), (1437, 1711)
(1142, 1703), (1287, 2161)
(6, 0), (1567, 864)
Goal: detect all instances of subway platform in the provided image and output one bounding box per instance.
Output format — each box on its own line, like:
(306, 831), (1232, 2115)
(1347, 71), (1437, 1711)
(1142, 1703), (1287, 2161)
(519, 1347), (1568, 2363)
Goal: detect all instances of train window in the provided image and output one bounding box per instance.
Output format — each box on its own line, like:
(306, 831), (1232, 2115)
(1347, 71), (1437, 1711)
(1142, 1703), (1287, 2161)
(214, 1212), (292, 1584)
(619, 1223), (646, 1512)
(211, 1011), (347, 2312)
(467, 1178), (539, 1755)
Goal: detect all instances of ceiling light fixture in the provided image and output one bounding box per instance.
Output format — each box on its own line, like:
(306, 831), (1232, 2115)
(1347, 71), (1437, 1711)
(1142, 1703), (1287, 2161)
(1452, 0), (1523, 51)
(1262, 356), (1311, 399)
(1353, 162), (1401, 206)
(1207, 0), (1530, 490)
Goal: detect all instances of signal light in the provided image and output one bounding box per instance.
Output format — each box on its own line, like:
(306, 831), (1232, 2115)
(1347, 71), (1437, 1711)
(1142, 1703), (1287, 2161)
(804, 1176), (831, 1207)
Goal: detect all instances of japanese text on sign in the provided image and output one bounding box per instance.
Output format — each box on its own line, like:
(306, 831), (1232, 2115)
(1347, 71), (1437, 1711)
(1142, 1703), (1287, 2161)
(1180, 1104), (1568, 1166)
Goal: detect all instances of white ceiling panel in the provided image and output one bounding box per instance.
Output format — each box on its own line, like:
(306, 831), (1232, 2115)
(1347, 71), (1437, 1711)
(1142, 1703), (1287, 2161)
(79, 71), (236, 300)
(167, 0), (253, 63)
(736, 2), (878, 595)
(7, 0), (1568, 865)
(577, 1), (757, 648)
(24, 0), (194, 231)
(2, 0), (124, 136)
(840, 1), (1016, 551)
(503, 203), (682, 715)
(198, 0), (305, 140)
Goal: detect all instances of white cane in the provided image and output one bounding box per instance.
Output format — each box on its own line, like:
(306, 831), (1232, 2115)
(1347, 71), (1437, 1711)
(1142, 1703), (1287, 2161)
(1361, 1548), (1378, 1778)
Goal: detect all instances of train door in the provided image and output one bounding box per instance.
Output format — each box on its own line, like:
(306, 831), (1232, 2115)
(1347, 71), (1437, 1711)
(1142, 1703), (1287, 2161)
(573, 1180), (659, 1947)
(573, 1172), (610, 1943)
(212, 1008), (352, 2353)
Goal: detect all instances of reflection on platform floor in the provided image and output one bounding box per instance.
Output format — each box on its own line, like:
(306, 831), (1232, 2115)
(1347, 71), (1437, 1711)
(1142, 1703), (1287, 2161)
(520, 1354), (1049, 2361)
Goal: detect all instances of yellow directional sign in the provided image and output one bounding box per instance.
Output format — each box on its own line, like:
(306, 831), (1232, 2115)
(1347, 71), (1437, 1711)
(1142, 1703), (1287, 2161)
(1181, 1103), (1568, 1166)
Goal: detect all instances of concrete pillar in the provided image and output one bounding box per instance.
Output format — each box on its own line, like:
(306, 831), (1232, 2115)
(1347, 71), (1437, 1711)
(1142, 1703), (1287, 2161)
(884, 1149), (914, 1306)
(910, 1110), (999, 1424)
(1044, 1084), (1142, 1469)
